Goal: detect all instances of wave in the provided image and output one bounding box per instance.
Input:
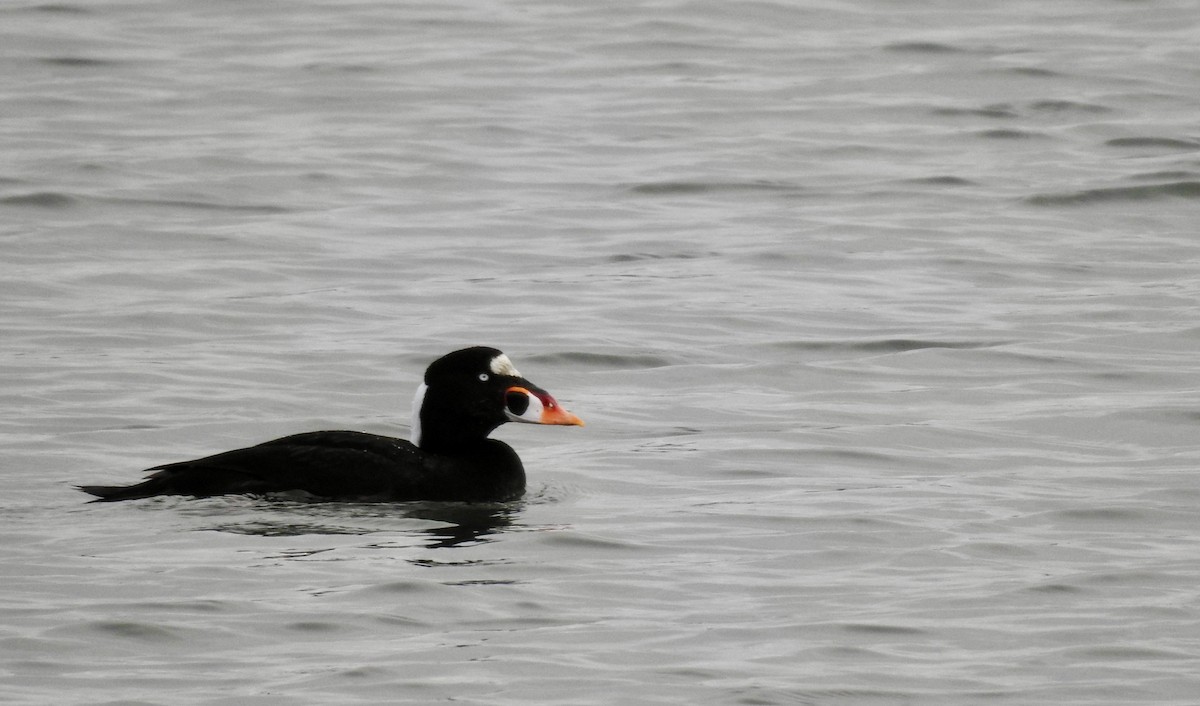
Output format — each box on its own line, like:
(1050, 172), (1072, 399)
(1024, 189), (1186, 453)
(1026, 181), (1200, 206)
(1128, 170), (1199, 181)
(902, 176), (977, 187)
(19, 4), (92, 14)
(38, 56), (120, 68)
(976, 128), (1047, 140)
(934, 100), (1112, 119)
(626, 180), (801, 196)
(771, 339), (999, 354)
(932, 106), (1018, 119)
(0, 192), (75, 207)
(0, 191), (288, 213)
(884, 41), (964, 54)
(1027, 100), (1111, 114)
(527, 351), (674, 369)
(1105, 137), (1200, 151)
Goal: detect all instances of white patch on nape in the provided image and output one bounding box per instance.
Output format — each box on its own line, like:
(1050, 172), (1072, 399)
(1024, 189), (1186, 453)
(410, 382), (428, 447)
(489, 353), (522, 378)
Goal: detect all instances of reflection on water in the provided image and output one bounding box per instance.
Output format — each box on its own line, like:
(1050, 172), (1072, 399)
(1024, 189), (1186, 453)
(204, 498), (521, 548)
(407, 502), (520, 548)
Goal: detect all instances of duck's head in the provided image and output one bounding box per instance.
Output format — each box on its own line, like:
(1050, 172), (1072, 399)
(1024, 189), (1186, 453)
(411, 347), (584, 451)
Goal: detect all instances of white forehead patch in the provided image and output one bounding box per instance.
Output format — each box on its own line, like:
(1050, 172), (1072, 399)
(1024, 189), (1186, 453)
(489, 354), (522, 378)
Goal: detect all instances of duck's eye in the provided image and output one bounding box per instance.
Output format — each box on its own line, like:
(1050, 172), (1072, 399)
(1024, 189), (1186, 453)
(478, 373), (490, 382)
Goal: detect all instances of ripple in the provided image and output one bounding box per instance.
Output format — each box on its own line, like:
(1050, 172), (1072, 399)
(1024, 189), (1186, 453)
(1068, 645), (1192, 661)
(1127, 170), (1200, 181)
(126, 599), (233, 613)
(88, 621), (182, 641)
(1054, 507), (1149, 523)
(884, 41), (964, 54)
(626, 180), (801, 196)
(1105, 137), (1200, 151)
(360, 580), (441, 595)
(540, 532), (642, 551)
(302, 62), (380, 74)
(932, 105), (1018, 119)
(528, 351), (673, 369)
(840, 623), (927, 636)
(0, 191), (289, 213)
(976, 128), (1047, 140)
(212, 520), (371, 537)
(772, 338), (998, 354)
(901, 175), (978, 187)
(104, 196), (289, 214)
(1026, 583), (1086, 595)
(0, 192), (76, 208)
(38, 56), (120, 68)
(1027, 99), (1112, 114)
(999, 66), (1062, 78)
(606, 251), (714, 263)
(27, 4), (91, 13)
(1026, 181), (1200, 205)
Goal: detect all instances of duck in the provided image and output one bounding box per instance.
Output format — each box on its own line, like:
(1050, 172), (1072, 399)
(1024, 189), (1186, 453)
(78, 347), (583, 503)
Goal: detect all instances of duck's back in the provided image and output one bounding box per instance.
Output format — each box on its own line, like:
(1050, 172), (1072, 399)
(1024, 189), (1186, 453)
(79, 431), (525, 503)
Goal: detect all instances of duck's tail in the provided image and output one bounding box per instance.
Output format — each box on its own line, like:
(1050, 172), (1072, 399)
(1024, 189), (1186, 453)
(77, 477), (173, 502)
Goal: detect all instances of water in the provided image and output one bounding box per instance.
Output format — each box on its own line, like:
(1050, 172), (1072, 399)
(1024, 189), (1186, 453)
(3, 0), (1200, 703)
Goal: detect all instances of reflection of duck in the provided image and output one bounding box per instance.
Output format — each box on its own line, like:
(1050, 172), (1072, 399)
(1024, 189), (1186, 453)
(79, 347), (583, 503)
(210, 500), (519, 549)
(410, 502), (519, 548)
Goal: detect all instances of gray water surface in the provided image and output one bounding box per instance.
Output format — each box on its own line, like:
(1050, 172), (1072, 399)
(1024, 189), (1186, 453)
(3, 1), (1200, 704)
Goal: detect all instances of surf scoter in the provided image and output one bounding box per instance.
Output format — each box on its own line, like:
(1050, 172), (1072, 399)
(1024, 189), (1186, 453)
(78, 347), (583, 503)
